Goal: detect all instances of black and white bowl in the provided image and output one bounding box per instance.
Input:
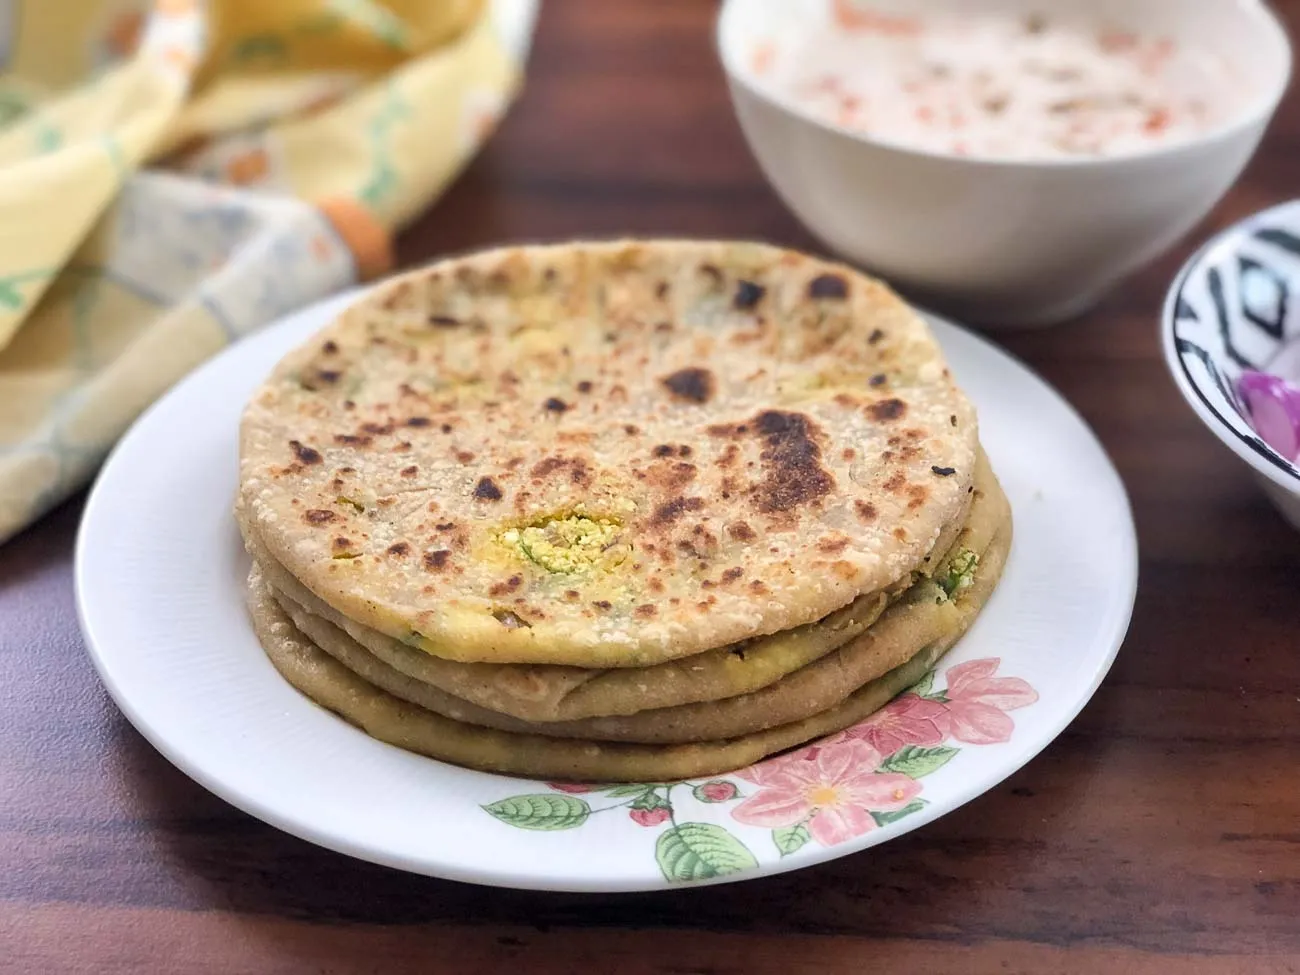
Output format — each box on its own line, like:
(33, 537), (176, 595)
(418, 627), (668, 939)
(1163, 200), (1300, 531)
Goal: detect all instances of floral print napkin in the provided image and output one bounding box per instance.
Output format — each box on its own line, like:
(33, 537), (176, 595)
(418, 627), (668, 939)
(0, 0), (534, 543)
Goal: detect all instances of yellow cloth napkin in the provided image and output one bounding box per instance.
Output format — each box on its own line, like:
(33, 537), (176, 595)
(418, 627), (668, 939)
(0, 0), (532, 544)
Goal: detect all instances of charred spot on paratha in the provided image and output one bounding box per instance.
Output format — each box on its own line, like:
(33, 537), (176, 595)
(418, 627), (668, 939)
(750, 411), (834, 515)
(868, 399), (907, 422)
(489, 575), (525, 597)
(423, 549), (452, 571)
(727, 521), (756, 542)
(473, 477), (503, 501)
(651, 496), (705, 528)
(644, 460), (697, 493)
(530, 456), (593, 486)
(652, 444), (693, 459)
(817, 535), (850, 554)
(733, 280), (765, 310)
(303, 508), (336, 525)
(808, 273), (849, 300)
(289, 440), (322, 465)
(662, 368), (715, 404)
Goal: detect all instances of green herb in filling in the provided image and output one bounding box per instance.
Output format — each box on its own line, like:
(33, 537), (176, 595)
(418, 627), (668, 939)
(936, 549), (980, 601)
(500, 515), (623, 575)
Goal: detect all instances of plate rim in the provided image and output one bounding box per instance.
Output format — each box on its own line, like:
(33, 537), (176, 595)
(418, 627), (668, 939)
(74, 292), (1138, 892)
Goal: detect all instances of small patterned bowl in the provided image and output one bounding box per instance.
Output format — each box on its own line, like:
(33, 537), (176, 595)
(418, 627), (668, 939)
(1162, 200), (1300, 531)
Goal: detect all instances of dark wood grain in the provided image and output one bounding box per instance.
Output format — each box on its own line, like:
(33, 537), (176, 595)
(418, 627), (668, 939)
(4, 2), (1300, 972)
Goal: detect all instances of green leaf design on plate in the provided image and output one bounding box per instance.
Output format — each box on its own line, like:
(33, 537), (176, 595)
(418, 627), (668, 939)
(880, 745), (959, 778)
(772, 823), (811, 857)
(910, 670), (936, 699)
(655, 823), (758, 882)
(483, 794), (590, 831)
(603, 784), (655, 798)
(630, 791), (671, 812)
(871, 799), (926, 827)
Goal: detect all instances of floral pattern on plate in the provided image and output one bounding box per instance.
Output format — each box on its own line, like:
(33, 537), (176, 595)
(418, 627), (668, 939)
(483, 657), (1037, 882)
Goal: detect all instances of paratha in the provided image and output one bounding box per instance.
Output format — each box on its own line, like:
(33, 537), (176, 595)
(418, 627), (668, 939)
(238, 478), (970, 722)
(266, 454), (1007, 743)
(246, 515), (1007, 781)
(239, 240), (979, 667)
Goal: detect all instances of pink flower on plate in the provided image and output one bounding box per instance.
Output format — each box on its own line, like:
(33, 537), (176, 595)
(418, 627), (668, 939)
(547, 782), (598, 794)
(629, 806), (671, 827)
(843, 692), (951, 756)
(943, 658), (1039, 745)
(694, 780), (740, 803)
(732, 739), (922, 846)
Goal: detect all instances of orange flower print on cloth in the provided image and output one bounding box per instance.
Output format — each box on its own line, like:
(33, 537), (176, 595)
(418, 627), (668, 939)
(482, 658), (1040, 882)
(224, 147), (271, 185)
(316, 196), (393, 281)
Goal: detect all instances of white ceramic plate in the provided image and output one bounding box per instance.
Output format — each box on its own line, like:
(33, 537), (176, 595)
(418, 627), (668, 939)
(76, 291), (1137, 892)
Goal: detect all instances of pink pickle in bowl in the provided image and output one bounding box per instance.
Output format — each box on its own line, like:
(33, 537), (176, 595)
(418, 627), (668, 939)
(1238, 370), (1300, 462)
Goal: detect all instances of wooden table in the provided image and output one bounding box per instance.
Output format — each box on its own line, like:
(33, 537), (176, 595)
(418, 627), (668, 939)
(4, 3), (1299, 972)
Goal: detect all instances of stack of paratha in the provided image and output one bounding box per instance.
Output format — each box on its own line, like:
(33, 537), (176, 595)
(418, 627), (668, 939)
(237, 241), (1011, 781)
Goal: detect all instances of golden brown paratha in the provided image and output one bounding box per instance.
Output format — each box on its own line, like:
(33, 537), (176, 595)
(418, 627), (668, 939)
(238, 477), (969, 722)
(268, 460), (1005, 743)
(246, 515), (1007, 780)
(239, 241), (979, 667)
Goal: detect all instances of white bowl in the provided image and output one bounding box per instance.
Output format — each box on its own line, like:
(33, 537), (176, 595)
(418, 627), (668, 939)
(1163, 200), (1300, 532)
(717, 0), (1292, 328)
